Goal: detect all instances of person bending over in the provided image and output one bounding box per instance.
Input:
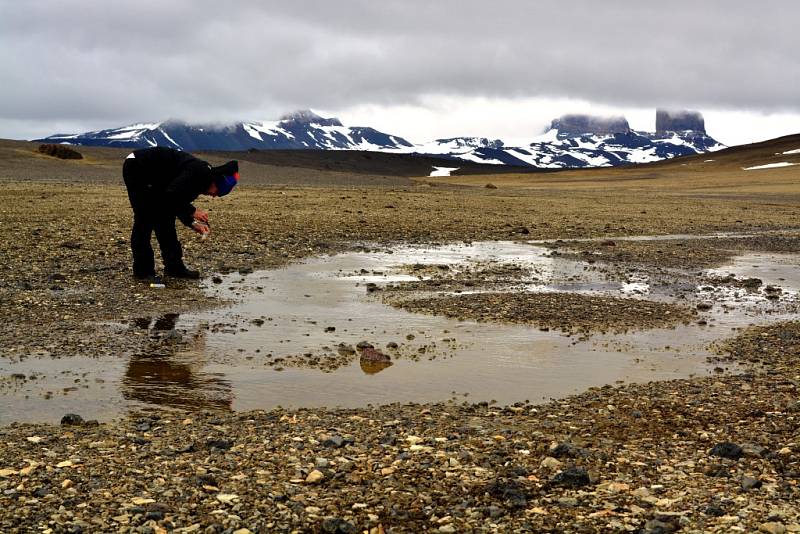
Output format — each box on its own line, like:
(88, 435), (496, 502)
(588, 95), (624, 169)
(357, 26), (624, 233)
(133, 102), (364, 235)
(122, 147), (239, 285)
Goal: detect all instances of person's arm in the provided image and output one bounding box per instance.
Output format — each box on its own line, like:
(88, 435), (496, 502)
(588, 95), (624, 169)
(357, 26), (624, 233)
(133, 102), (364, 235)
(163, 161), (209, 226)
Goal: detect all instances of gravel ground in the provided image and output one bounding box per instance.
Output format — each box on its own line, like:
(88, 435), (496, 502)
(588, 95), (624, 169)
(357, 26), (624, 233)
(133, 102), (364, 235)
(2, 164), (800, 532)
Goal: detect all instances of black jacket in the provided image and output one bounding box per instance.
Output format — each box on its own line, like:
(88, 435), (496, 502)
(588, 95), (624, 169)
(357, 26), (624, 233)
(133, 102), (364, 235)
(128, 147), (214, 226)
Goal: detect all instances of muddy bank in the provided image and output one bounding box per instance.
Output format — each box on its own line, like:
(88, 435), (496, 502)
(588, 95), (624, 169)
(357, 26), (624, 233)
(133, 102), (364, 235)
(386, 292), (697, 334)
(1, 321), (798, 533)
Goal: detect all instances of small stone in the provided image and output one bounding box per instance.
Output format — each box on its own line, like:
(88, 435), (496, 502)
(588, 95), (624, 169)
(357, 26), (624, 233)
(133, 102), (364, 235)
(644, 519), (678, 533)
(760, 523), (787, 534)
(380, 467), (396, 476)
(540, 457), (562, 469)
(306, 470), (325, 484)
(321, 518), (357, 534)
(551, 467), (592, 488)
(705, 503), (726, 517)
(557, 497), (578, 507)
(742, 476), (763, 491)
(709, 442), (743, 460)
(60, 414), (84, 426)
(486, 506), (503, 519)
(206, 439), (233, 451)
(438, 526), (456, 533)
(216, 493), (239, 503)
(323, 435), (345, 448)
(742, 443), (769, 458)
(406, 436), (425, 445)
(61, 479), (73, 489)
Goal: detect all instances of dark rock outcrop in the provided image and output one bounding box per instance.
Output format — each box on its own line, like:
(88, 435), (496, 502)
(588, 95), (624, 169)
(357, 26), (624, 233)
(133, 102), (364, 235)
(550, 114), (631, 136)
(38, 144), (83, 160)
(656, 109), (706, 134)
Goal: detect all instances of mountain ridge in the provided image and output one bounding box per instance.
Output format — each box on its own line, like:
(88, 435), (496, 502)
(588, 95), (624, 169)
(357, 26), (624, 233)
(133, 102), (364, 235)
(38, 108), (725, 169)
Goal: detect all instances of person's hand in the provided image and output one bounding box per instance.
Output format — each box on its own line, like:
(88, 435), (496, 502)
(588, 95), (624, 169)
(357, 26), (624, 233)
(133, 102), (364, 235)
(193, 207), (209, 223)
(191, 220), (210, 236)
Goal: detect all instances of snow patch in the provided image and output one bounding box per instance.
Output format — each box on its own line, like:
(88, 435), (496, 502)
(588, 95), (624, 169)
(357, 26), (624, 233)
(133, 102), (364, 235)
(158, 128), (181, 148)
(743, 162), (798, 170)
(429, 166), (460, 177)
(783, 148), (800, 155)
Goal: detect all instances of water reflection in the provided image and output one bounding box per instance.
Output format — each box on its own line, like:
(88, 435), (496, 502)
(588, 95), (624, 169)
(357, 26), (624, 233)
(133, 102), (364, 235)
(359, 359), (393, 375)
(122, 354), (233, 410)
(153, 313), (180, 331)
(122, 314), (233, 410)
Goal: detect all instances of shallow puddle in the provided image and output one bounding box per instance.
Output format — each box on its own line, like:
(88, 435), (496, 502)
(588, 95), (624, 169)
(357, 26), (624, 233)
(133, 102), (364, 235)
(2, 241), (798, 423)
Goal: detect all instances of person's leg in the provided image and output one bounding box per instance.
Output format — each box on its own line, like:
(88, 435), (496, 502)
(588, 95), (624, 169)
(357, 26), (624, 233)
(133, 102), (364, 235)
(154, 214), (184, 273)
(123, 161), (156, 278)
(130, 212), (156, 278)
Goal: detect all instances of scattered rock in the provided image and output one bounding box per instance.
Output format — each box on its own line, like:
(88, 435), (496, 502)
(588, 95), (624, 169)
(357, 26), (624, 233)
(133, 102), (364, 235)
(709, 442), (743, 460)
(305, 470), (325, 484)
(321, 518), (357, 534)
(60, 414), (84, 426)
(760, 522), (787, 534)
(323, 435), (345, 448)
(742, 476), (763, 491)
(38, 144), (83, 160)
(550, 467), (592, 489)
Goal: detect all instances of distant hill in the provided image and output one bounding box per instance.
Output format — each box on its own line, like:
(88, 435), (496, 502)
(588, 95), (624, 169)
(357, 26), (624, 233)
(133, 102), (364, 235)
(38, 108), (725, 169)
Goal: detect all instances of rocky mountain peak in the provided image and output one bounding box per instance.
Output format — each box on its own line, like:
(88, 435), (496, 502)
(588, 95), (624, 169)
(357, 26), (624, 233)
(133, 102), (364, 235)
(656, 109), (706, 134)
(280, 109), (343, 127)
(549, 114), (631, 136)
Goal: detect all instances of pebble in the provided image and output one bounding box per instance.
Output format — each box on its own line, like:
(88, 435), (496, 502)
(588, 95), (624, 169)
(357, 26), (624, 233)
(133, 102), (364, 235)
(540, 457), (562, 469)
(742, 476), (763, 491)
(305, 470), (325, 484)
(60, 414), (84, 426)
(709, 442), (743, 460)
(551, 467), (592, 489)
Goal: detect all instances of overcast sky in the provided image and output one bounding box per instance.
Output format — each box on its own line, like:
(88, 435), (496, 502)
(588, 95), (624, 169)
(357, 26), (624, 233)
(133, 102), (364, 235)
(1, 0), (798, 146)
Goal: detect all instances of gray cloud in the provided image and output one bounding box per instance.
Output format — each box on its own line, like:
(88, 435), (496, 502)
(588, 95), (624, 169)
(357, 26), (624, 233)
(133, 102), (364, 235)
(0, 0), (798, 138)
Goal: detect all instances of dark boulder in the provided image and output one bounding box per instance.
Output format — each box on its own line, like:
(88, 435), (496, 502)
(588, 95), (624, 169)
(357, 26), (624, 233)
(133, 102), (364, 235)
(38, 143), (83, 160)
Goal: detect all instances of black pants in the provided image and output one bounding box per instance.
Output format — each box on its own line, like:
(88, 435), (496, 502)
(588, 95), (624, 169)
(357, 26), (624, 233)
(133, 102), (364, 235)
(122, 159), (184, 277)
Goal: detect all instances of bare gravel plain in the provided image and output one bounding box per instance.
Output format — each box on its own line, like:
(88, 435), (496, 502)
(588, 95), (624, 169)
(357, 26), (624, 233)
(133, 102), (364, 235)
(1, 140), (800, 532)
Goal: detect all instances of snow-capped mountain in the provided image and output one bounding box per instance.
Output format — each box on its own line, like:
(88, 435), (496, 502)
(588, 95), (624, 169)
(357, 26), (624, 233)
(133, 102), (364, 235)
(38, 109), (724, 169)
(410, 111), (724, 168)
(39, 110), (414, 152)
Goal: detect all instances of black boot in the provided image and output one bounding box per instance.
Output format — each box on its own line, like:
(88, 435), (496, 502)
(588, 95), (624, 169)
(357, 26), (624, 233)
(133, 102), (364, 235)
(164, 266), (201, 279)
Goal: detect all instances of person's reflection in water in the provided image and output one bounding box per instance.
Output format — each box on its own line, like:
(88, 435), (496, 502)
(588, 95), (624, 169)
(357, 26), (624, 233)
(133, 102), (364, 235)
(122, 314), (233, 410)
(152, 312), (179, 331)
